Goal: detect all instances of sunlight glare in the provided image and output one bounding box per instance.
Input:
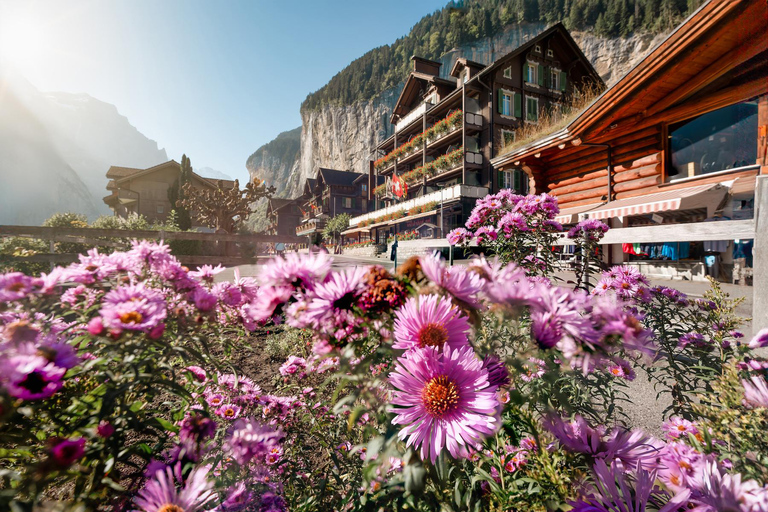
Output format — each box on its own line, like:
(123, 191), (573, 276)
(0, 16), (50, 69)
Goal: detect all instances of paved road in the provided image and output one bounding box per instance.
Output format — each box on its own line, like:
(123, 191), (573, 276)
(218, 253), (756, 432)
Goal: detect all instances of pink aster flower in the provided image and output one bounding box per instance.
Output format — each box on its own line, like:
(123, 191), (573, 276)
(259, 251), (332, 291)
(392, 294), (471, 351)
(1, 354), (66, 400)
(224, 417), (283, 466)
(243, 286), (293, 324)
(190, 286), (217, 313)
(279, 355), (307, 376)
(749, 328), (768, 349)
(0, 272), (35, 302)
(189, 264), (225, 283)
(216, 403), (242, 420)
(742, 376), (768, 408)
(133, 464), (215, 512)
(49, 437), (86, 468)
(100, 284), (167, 332)
(662, 417), (700, 441)
(447, 227), (473, 246)
(388, 345), (500, 463)
(301, 267), (366, 333)
(419, 252), (484, 308)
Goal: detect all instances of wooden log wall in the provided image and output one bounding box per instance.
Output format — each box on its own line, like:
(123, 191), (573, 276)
(543, 126), (663, 208)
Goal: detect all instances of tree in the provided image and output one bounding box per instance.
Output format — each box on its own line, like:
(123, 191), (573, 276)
(180, 178), (275, 234)
(168, 154), (193, 230)
(322, 214), (350, 249)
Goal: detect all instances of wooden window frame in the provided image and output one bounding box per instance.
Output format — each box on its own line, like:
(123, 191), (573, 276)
(503, 66), (512, 79)
(500, 89), (514, 117)
(501, 129), (516, 146)
(525, 96), (539, 123)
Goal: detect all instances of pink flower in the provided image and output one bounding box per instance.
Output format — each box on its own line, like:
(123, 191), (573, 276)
(190, 287), (217, 312)
(419, 252), (484, 308)
(389, 345), (500, 463)
(749, 328), (768, 349)
(742, 376), (768, 408)
(259, 251), (332, 291)
(189, 264), (225, 283)
(393, 294), (471, 351)
(662, 417), (700, 441)
(99, 283), (167, 332)
(97, 421), (115, 438)
(133, 465), (215, 512)
(279, 356), (307, 376)
(216, 403), (242, 420)
(49, 437), (86, 468)
(185, 366), (207, 382)
(1, 354), (66, 400)
(87, 317), (105, 336)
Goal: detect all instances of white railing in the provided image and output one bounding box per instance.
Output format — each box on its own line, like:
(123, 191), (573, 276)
(395, 102), (433, 132)
(349, 185), (488, 227)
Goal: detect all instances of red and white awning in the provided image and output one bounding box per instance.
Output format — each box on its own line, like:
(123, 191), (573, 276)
(584, 183), (727, 220)
(555, 203), (602, 225)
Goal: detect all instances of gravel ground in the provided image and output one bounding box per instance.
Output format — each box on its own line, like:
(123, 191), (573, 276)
(218, 255), (756, 433)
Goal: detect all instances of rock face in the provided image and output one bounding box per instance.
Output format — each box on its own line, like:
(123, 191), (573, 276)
(249, 25), (662, 201)
(245, 127), (301, 198)
(0, 72), (169, 225)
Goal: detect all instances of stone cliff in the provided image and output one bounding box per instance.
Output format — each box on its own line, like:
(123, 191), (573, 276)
(248, 25), (666, 201)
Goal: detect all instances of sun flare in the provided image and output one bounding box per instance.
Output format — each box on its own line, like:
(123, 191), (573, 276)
(0, 16), (50, 69)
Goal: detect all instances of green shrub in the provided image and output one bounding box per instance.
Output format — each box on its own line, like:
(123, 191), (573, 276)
(265, 328), (312, 360)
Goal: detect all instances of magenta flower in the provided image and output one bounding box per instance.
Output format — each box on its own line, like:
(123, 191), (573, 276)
(567, 219), (609, 242)
(220, 482), (256, 511)
(530, 286), (597, 350)
(259, 251), (332, 291)
(100, 284), (167, 332)
(133, 465), (215, 512)
(393, 294), (471, 351)
(481, 355), (510, 388)
(224, 417), (283, 466)
(243, 286), (293, 324)
(0, 272), (35, 302)
(749, 328), (768, 349)
(216, 403), (242, 420)
(302, 267), (366, 332)
(49, 437), (86, 468)
(279, 355), (307, 376)
(742, 376), (768, 408)
(214, 281), (244, 307)
(657, 442), (707, 492)
(694, 460), (768, 512)
(97, 420), (115, 439)
(185, 366), (207, 382)
(662, 417), (700, 441)
(1, 354), (66, 400)
(419, 252), (484, 308)
(189, 264), (225, 283)
(447, 228), (473, 246)
(190, 286), (217, 312)
(389, 345), (500, 463)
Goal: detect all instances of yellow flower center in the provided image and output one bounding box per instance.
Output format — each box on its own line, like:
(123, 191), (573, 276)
(418, 323), (449, 348)
(422, 375), (460, 418)
(158, 505), (184, 512)
(119, 311), (143, 324)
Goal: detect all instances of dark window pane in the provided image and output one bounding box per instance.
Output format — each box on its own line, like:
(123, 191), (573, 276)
(667, 100), (758, 180)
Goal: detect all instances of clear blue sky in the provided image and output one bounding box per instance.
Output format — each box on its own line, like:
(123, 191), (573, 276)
(0, 0), (447, 181)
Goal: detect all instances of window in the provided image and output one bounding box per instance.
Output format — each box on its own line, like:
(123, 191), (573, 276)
(499, 169), (529, 194)
(526, 96), (539, 122)
(525, 62), (538, 84)
(534, 45), (541, 53)
(463, 70), (469, 84)
(362, 198), (368, 211)
(550, 68), (560, 90)
(343, 197), (353, 209)
(667, 99), (759, 181)
(547, 48), (554, 58)
(361, 183), (367, 194)
(503, 66), (512, 79)
(156, 205), (164, 214)
(500, 91), (512, 116)
(501, 129), (516, 146)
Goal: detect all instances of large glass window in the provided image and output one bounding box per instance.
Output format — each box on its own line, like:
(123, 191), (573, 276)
(501, 91), (512, 116)
(667, 100), (758, 181)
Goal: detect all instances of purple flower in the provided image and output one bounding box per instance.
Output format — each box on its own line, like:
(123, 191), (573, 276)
(567, 219), (609, 242)
(220, 482), (255, 511)
(302, 267), (366, 333)
(190, 286), (217, 312)
(279, 355), (307, 376)
(474, 225), (498, 243)
(570, 459), (691, 512)
(1, 354), (66, 400)
(185, 366), (207, 382)
(224, 417), (283, 466)
(544, 415), (662, 469)
(388, 345), (500, 463)
(530, 287), (597, 351)
(447, 228), (473, 246)
(497, 211), (529, 235)
(214, 282), (244, 307)
(216, 403), (242, 420)
(179, 412), (216, 444)
(0, 272), (35, 302)
(189, 264), (225, 283)
(393, 294), (471, 351)
(482, 355), (510, 388)
(259, 251), (332, 291)
(749, 328), (768, 349)
(243, 286), (293, 324)
(742, 376), (768, 408)
(419, 252), (484, 308)
(49, 437), (86, 468)
(133, 465), (215, 512)
(694, 460), (768, 512)
(100, 284), (167, 332)
(662, 417), (700, 441)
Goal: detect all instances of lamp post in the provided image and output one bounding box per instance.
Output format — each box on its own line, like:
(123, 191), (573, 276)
(436, 183), (446, 239)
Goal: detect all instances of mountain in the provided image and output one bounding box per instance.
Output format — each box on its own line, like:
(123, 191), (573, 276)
(247, 19), (666, 200)
(195, 166), (234, 181)
(245, 127), (301, 198)
(0, 71), (168, 225)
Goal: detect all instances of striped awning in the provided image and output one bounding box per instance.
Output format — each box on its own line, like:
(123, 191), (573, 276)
(555, 203), (602, 225)
(584, 183), (726, 220)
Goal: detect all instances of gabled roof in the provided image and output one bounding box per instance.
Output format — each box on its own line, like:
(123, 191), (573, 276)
(317, 168), (365, 187)
(491, 0), (767, 168)
(391, 72), (457, 123)
(106, 160), (235, 189)
(449, 57), (485, 78)
(268, 197), (297, 215)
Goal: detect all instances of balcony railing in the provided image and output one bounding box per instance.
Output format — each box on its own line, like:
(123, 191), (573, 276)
(349, 184), (489, 228)
(296, 218), (326, 236)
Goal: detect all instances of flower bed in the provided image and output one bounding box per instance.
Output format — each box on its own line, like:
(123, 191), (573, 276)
(374, 110), (462, 172)
(374, 147), (464, 197)
(2, 202), (768, 511)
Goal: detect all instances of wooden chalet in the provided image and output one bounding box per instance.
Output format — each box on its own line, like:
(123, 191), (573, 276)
(103, 160), (234, 226)
(266, 198), (302, 236)
(491, 0), (767, 282)
(353, 23), (601, 245)
(296, 168), (367, 241)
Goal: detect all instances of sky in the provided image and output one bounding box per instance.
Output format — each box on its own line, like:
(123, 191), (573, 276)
(0, 0), (447, 182)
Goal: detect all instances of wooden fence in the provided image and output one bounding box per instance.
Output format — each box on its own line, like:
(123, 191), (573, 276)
(0, 225), (306, 267)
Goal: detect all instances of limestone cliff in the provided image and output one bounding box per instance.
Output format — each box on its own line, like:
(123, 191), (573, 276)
(248, 25), (664, 201)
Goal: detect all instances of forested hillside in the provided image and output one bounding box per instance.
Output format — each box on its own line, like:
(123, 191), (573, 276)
(301, 0), (703, 111)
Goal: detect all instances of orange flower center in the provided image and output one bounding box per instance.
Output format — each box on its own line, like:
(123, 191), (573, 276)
(224, 408), (236, 417)
(670, 474), (681, 486)
(119, 311), (143, 324)
(679, 461), (692, 471)
(158, 505), (184, 512)
(610, 368), (622, 375)
(418, 323), (449, 348)
(7, 282), (26, 292)
(422, 375), (460, 418)
(677, 425), (687, 431)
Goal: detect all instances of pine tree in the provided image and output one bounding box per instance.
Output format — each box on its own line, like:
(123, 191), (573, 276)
(168, 154), (193, 231)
